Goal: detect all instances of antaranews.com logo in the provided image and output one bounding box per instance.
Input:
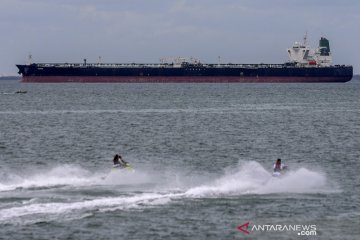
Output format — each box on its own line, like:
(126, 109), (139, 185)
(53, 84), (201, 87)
(237, 222), (317, 236)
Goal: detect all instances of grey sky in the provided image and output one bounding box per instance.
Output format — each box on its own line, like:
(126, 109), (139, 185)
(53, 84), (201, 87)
(0, 0), (359, 75)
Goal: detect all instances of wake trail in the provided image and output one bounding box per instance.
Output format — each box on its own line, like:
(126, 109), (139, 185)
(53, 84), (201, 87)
(0, 165), (106, 192)
(0, 161), (336, 224)
(185, 161), (334, 196)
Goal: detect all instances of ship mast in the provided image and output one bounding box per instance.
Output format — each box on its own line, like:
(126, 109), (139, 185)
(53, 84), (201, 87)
(28, 54), (32, 65)
(303, 31), (308, 46)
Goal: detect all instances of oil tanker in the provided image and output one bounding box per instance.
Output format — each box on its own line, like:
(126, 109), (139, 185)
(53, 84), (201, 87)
(16, 36), (353, 83)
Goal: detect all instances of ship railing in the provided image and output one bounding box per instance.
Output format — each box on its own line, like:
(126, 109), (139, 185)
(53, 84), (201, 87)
(32, 63), (352, 69)
(35, 63), (186, 68)
(36, 63), (286, 68)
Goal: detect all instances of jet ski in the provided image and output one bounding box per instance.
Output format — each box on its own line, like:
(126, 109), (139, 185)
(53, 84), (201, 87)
(272, 171), (282, 177)
(112, 163), (134, 171)
(272, 166), (288, 177)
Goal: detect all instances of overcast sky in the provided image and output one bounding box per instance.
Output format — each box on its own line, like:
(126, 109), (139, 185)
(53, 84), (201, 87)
(0, 0), (359, 75)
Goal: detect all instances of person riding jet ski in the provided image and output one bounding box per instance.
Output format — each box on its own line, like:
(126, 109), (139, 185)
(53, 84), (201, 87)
(272, 158), (288, 176)
(273, 158), (288, 172)
(113, 154), (129, 168)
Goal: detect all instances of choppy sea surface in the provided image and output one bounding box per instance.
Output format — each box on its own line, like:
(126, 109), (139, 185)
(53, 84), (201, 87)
(0, 80), (359, 239)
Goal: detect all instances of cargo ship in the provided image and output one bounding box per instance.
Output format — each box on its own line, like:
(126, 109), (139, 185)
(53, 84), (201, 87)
(16, 36), (353, 83)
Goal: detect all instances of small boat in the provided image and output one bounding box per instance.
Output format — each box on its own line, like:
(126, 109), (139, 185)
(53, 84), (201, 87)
(15, 90), (27, 94)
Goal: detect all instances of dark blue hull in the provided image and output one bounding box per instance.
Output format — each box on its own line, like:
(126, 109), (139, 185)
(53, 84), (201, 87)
(16, 63), (353, 83)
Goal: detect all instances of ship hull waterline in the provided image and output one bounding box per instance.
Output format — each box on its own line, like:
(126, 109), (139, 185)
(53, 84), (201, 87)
(21, 76), (352, 83)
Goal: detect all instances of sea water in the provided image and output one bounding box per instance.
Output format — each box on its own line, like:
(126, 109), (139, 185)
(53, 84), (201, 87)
(0, 81), (359, 239)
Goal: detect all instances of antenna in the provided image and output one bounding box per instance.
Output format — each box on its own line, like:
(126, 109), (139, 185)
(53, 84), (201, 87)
(28, 53), (32, 64)
(303, 31), (308, 46)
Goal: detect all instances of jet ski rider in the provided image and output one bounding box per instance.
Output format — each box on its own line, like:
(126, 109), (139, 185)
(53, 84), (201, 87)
(273, 158), (288, 172)
(113, 154), (128, 167)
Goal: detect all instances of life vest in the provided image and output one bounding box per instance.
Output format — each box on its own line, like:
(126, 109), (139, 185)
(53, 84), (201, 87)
(273, 163), (283, 172)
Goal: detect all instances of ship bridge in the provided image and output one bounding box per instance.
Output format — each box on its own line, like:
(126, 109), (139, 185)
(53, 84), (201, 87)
(287, 34), (332, 67)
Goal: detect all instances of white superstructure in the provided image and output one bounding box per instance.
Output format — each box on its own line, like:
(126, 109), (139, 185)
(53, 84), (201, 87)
(287, 33), (332, 67)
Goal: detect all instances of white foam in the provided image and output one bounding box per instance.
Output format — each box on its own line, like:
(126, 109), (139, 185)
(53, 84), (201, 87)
(256, 167), (329, 194)
(0, 161), (333, 196)
(0, 161), (337, 224)
(0, 165), (99, 192)
(0, 164), (165, 192)
(101, 168), (152, 185)
(0, 192), (181, 222)
(185, 161), (334, 197)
